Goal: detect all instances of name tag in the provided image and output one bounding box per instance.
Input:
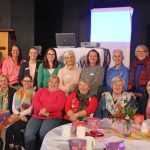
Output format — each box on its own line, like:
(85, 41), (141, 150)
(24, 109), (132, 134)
(25, 67), (29, 70)
(90, 73), (94, 76)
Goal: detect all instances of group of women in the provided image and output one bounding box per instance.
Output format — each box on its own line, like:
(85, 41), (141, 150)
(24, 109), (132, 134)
(0, 43), (150, 150)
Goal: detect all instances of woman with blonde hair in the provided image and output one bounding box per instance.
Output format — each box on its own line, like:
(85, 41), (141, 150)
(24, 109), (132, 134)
(58, 50), (81, 94)
(94, 76), (136, 119)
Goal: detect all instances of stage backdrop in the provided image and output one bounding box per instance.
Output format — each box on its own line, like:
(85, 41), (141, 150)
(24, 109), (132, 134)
(90, 7), (133, 68)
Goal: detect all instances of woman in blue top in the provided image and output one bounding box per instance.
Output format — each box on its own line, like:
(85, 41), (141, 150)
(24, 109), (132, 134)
(37, 48), (62, 89)
(105, 49), (129, 92)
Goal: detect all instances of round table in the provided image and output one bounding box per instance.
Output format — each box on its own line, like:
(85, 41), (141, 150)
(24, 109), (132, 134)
(40, 123), (150, 150)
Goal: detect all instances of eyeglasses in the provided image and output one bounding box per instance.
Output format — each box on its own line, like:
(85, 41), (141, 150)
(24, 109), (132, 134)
(137, 50), (146, 53)
(47, 53), (55, 56)
(23, 80), (32, 83)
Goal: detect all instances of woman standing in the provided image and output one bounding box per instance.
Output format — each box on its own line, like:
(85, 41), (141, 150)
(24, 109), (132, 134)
(105, 49), (129, 92)
(5, 75), (34, 150)
(25, 75), (66, 150)
(80, 49), (104, 96)
(58, 50), (81, 95)
(19, 47), (41, 90)
(37, 48), (62, 89)
(128, 44), (150, 95)
(94, 76), (136, 119)
(2, 44), (24, 89)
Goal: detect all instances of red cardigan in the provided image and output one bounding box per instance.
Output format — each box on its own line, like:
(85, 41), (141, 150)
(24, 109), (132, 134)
(32, 88), (67, 119)
(64, 92), (98, 120)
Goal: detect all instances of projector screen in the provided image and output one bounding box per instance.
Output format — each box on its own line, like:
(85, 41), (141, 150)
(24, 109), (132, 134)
(91, 7), (133, 68)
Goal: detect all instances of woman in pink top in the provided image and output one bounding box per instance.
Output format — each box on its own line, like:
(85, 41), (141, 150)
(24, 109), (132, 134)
(25, 75), (67, 150)
(2, 44), (24, 89)
(58, 50), (81, 95)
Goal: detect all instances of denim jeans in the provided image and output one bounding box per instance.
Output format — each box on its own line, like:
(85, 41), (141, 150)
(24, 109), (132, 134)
(24, 116), (62, 150)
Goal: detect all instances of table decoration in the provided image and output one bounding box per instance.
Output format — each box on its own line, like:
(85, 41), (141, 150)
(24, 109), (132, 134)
(62, 124), (71, 138)
(86, 117), (100, 130)
(105, 140), (125, 150)
(72, 121), (86, 136)
(112, 104), (137, 137)
(69, 139), (86, 150)
(134, 114), (144, 125)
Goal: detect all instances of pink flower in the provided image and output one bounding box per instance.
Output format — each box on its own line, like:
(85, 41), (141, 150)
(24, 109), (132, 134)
(125, 115), (130, 120)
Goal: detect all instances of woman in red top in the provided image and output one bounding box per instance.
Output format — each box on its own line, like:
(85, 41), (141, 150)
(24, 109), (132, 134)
(63, 78), (98, 124)
(25, 75), (67, 150)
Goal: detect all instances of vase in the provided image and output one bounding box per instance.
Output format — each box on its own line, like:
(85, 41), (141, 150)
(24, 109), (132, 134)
(122, 121), (131, 137)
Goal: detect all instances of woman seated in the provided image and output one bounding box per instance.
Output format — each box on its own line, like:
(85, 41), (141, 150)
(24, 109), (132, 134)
(58, 50), (81, 95)
(62, 78), (98, 124)
(80, 49), (104, 97)
(0, 74), (16, 112)
(94, 76), (136, 119)
(5, 75), (34, 150)
(137, 79), (150, 119)
(25, 75), (67, 150)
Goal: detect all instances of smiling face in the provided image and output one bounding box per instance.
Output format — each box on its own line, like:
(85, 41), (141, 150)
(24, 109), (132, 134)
(113, 51), (123, 66)
(0, 76), (8, 89)
(112, 81), (124, 95)
(22, 76), (33, 89)
(48, 77), (59, 92)
(47, 49), (56, 63)
(29, 48), (38, 61)
(65, 53), (75, 66)
(88, 51), (98, 66)
(78, 81), (90, 95)
(136, 47), (147, 61)
(11, 46), (20, 58)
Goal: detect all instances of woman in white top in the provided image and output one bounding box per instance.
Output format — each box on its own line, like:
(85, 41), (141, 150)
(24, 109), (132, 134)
(58, 50), (81, 95)
(5, 75), (34, 150)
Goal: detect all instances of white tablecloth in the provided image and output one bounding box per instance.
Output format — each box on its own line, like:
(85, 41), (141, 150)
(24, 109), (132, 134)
(40, 124), (150, 150)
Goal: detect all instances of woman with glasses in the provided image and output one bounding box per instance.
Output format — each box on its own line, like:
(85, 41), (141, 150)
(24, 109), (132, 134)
(37, 48), (62, 89)
(128, 44), (150, 96)
(5, 75), (34, 150)
(25, 75), (66, 150)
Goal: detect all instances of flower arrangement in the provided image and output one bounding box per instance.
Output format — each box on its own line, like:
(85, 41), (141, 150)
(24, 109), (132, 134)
(112, 104), (137, 136)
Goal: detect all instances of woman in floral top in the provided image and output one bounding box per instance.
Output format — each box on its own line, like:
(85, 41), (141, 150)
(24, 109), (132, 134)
(94, 76), (136, 119)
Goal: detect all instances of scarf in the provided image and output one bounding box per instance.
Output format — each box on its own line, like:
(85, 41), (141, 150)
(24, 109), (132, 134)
(104, 92), (133, 115)
(76, 91), (91, 111)
(0, 88), (8, 110)
(129, 57), (150, 87)
(14, 87), (34, 112)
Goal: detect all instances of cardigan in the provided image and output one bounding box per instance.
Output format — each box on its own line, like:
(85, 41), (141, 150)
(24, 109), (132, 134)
(37, 63), (62, 89)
